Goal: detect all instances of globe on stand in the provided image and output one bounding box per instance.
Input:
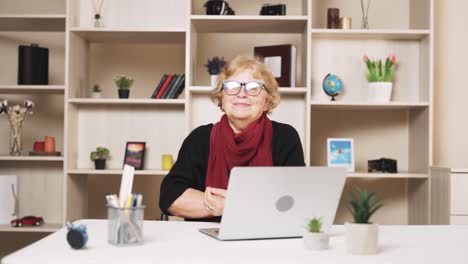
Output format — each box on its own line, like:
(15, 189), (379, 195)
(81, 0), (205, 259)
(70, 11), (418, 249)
(322, 73), (344, 101)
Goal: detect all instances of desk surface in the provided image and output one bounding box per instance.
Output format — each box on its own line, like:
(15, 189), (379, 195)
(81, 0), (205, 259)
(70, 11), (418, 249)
(3, 220), (468, 264)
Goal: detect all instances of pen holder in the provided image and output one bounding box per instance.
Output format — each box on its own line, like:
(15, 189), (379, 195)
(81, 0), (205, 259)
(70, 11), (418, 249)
(107, 205), (145, 246)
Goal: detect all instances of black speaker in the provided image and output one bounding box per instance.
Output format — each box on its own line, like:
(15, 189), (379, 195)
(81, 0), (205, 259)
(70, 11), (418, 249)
(18, 44), (49, 85)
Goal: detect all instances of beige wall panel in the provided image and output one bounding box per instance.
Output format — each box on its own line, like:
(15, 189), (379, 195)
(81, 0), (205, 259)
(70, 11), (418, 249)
(0, 0), (65, 14)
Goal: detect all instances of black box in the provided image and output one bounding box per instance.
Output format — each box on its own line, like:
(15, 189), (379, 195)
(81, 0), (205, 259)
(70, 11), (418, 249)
(260, 4), (286, 15)
(368, 158), (398, 173)
(18, 44), (49, 85)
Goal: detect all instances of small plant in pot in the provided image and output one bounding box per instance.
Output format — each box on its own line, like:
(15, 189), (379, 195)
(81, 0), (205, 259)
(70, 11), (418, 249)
(345, 187), (384, 255)
(91, 84), (102, 98)
(114, 75), (134, 99)
(204, 56), (226, 87)
(363, 54), (397, 102)
(90, 147), (110, 170)
(303, 217), (329, 250)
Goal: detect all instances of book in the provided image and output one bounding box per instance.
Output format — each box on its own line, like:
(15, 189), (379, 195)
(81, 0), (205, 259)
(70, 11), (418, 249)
(0, 175), (17, 224)
(253, 44), (296, 87)
(170, 74), (186, 99)
(151, 74), (168, 98)
(161, 74), (179, 99)
(167, 74), (185, 99)
(155, 74), (174, 99)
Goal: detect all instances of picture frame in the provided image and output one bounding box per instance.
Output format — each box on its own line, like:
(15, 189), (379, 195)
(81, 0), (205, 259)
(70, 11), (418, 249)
(327, 138), (354, 172)
(123, 142), (146, 170)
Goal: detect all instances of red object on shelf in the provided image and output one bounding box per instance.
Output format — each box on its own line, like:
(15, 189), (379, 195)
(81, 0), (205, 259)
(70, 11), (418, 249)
(33, 141), (45, 152)
(44, 136), (55, 153)
(11, 216), (44, 227)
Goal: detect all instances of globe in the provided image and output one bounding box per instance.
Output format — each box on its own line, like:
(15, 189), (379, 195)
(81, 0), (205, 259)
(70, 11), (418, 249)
(322, 73), (343, 101)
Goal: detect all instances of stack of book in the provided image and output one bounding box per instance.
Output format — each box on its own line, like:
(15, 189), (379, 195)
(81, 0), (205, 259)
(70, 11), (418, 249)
(151, 73), (185, 99)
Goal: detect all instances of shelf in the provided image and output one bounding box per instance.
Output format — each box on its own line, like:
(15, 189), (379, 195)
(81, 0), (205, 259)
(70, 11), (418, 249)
(310, 101), (430, 110)
(0, 85), (65, 94)
(0, 223), (62, 233)
(0, 156), (63, 162)
(68, 98), (185, 105)
(347, 172), (428, 179)
(69, 28), (185, 44)
(0, 14), (65, 32)
(67, 169), (169, 176)
(190, 86), (307, 95)
(191, 15), (308, 33)
(311, 29), (430, 40)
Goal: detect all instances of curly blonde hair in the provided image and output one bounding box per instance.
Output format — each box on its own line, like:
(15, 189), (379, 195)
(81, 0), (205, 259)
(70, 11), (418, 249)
(210, 55), (280, 114)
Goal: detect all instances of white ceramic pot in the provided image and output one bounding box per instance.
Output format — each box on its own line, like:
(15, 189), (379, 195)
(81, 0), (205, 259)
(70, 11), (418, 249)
(303, 232), (329, 250)
(210, 75), (218, 88)
(367, 82), (392, 102)
(91, 92), (102, 98)
(345, 222), (379, 254)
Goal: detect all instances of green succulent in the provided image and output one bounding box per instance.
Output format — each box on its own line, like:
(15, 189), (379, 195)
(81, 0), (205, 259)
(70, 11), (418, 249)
(347, 187), (383, 224)
(306, 217), (323, 233)
(114, 75), (134, 90)
(90, 147), (110, 161)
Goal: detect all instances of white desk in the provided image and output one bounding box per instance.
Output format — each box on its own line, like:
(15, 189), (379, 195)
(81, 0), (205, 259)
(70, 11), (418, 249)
(2, 220), (468, 264)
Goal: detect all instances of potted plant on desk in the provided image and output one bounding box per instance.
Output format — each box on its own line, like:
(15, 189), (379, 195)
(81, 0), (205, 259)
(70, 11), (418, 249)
(90, 147), (110, 170)
(303, 217), (329, 250)
(345, 187), (383, 254)
(114, 75), (134, 99)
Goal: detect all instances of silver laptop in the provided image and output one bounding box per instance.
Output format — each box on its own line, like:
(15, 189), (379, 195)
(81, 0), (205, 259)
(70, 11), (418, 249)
(199, 166), (346, 240)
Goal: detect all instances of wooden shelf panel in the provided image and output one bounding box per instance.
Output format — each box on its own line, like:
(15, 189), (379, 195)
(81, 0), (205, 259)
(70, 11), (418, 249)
(69, 28), (185, 44)
(0, 156), (63, 161)
(311, 29), (430, 40)
(0, 14), (65, 31)
(190, 86), (307, 94)
(67, 169), (168, 176)
(0, 223), (62, 233)
(310, 101), (430, 110)
(68, 98), (185, 105)
(0, 85), (65, 94)
(347, 172), (428, 179)
(191, 15), (308, 33)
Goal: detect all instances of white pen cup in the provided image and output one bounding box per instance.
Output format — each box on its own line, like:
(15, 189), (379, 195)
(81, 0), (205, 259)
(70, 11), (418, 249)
(107, 205), (145, 246)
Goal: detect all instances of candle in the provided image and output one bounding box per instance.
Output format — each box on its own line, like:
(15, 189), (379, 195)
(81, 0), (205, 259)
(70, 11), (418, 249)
(44, 136), (55, 153)
(340, 17), (352, 29)
(327, 8), (340, 29)
(33, 141), (45, 152)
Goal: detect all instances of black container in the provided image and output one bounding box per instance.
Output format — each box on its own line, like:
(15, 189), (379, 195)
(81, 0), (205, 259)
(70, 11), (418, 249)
(18, 44), (49, 85)
(327, 8), (340, 29)
(118, 89), (130, 99)
(94, 159), (106, 170)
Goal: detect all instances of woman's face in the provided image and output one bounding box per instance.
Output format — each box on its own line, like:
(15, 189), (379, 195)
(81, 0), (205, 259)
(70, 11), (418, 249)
(221, 68), (269, 126)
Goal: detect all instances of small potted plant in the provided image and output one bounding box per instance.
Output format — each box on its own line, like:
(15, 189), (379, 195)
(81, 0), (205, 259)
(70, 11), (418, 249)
(114, 75), (134, 99)
(90, 147), (110, 170)
(91, 84), (102, 98)
(363, 54), (397, 102)
(303, 217), (329, 250)
(345, 187), (383, 255)
(205, 56), (226, 87)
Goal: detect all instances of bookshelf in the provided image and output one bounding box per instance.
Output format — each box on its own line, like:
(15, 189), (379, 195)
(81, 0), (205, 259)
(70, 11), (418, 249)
(0, 0), (434, 240)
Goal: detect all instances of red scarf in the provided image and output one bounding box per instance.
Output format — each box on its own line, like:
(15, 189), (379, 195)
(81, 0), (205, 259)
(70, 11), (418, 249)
(206, 114), (273, 189)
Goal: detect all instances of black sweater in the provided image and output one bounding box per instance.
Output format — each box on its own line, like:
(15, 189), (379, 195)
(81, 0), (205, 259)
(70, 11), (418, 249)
(159, 121), (305, 218)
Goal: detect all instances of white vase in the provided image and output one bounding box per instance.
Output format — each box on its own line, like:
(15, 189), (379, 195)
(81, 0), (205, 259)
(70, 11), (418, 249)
(367, 82), (392, 102)
(303, 232), (329, 250)
(210, 75), (218, 88)
(345, 222), (379, 255)
(91, 92), (102, 98)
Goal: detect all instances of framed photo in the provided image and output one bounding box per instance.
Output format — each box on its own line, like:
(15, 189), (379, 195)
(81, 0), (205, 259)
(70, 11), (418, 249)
(123, 142), (146, 170)
(327, 138), (354, 172)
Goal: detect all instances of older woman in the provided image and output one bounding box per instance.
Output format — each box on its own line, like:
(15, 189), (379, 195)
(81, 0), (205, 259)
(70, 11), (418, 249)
(159, 55), (305, 221)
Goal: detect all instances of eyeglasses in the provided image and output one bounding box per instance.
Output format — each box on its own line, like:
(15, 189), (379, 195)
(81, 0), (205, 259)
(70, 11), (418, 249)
(222, 81), (269, 96)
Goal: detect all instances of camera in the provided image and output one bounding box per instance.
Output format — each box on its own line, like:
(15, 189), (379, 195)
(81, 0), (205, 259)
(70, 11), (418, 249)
(204, 0), (236, 15)
(260, 4), (286, 16)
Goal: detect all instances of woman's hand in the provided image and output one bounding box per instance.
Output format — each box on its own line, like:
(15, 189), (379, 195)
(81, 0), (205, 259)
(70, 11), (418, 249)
(204, 187), (227, 217)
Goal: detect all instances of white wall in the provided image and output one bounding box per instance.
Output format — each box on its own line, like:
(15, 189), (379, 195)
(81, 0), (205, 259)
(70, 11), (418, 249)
(434, 0), (468, 168)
